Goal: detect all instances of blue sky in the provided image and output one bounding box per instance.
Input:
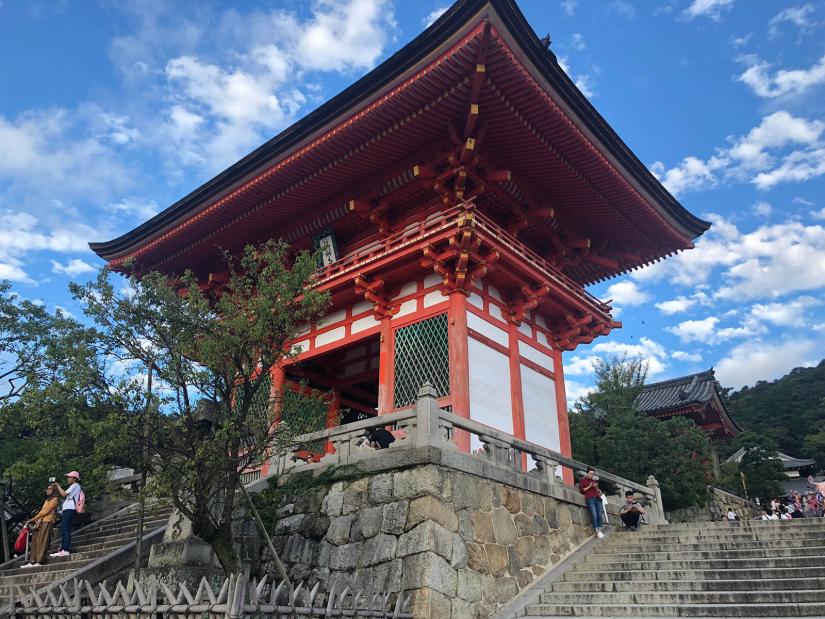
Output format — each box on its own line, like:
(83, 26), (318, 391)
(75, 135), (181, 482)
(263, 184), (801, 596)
(1, 0), (824, 401)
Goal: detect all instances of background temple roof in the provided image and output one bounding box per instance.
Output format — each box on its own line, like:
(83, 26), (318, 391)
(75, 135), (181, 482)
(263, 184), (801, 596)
(635, 369), (720, 415)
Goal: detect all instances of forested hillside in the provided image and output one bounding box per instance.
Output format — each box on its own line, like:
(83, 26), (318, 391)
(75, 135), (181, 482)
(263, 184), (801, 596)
(723, 360), (825, 468)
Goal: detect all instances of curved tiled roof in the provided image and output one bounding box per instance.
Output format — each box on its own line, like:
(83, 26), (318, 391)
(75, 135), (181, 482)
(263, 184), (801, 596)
(635, 369), (717, 414)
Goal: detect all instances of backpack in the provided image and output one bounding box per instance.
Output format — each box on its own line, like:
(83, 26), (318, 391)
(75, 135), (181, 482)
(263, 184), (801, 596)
(76, 489), (86, 514)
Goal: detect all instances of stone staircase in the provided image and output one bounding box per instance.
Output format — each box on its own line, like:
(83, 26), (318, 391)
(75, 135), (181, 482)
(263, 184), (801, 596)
(0, 503), (171, 608)
(524, 518), (825, 617)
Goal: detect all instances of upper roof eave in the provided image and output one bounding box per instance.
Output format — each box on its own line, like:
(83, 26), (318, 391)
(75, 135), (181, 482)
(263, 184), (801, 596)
(90, 0), (710, 263)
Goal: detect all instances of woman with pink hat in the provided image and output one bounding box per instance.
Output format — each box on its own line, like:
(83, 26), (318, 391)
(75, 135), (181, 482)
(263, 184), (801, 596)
(50, 471), (82, 558)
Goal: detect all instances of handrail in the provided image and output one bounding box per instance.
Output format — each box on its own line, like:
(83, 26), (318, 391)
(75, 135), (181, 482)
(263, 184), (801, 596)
(276, 385), (661, 510)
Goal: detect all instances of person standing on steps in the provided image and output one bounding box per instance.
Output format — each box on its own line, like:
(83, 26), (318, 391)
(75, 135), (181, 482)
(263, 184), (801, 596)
(579, 467), (605, 539)
(21, 483), (60, 567)
(50, 471), (82, 558)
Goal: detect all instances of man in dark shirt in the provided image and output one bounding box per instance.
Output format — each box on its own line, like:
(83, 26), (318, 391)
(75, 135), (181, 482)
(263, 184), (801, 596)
(368, 427), (396, 449)
(619, 491), (645, 531)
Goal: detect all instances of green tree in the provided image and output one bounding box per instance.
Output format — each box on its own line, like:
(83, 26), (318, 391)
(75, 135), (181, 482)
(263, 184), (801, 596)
(735, 432), (786, 503)
(0, 282), (137, 514)
(571, 356), (712, 510)
(70, 240), (329, 574)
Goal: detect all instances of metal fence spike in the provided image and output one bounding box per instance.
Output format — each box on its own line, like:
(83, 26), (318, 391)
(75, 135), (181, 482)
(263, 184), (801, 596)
(160, 582), (178, 606)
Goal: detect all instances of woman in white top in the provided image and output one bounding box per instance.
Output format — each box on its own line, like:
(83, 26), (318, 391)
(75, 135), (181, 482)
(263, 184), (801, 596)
(51, 471), (81, 557)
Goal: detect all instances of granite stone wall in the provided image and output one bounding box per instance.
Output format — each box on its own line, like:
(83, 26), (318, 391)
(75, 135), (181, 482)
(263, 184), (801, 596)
(266, 462), (592, 619)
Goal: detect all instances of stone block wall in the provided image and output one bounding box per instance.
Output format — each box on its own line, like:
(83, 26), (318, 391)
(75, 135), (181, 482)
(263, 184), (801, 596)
(265, 461), (592, 619)
(666, 485), (759, 523)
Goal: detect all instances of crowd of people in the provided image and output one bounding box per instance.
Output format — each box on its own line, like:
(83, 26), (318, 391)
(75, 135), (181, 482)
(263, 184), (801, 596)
(757, 489), (825, 520)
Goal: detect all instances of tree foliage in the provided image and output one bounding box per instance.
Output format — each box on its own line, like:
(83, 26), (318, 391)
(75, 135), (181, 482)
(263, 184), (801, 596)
(570, 355), (712, 510)
(0, 283), (138, 516)
(721, 360), (825, 470)
(70, 240), (329, 574)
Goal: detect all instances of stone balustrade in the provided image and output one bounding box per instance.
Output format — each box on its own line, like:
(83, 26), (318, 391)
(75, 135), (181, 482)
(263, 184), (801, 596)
(266, 383), (666, 525)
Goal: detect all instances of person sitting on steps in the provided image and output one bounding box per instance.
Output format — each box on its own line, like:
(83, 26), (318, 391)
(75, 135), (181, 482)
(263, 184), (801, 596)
(619, 490), (645, 531)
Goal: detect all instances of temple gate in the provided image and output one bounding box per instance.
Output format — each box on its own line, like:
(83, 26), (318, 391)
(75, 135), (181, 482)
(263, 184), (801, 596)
(90, 0), (709, 484)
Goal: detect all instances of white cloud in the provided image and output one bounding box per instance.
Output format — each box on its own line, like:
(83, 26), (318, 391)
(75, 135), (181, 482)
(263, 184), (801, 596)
(154, 0), (394, 173)
(51, 259), (96, 277)
(293, 0), (393, 72)
(560, 0), (578, 17)
(794, 196), (815, 207)
(753, 146), (825, 189)
(605, 280), (650, 308)
(672, 350), (703, 363)
(0, 262), (33, 284)
(748, 296), (821, 325)
(737, 54), (825, 99)
(650, 111), (825, 196)
(423, 7), (448, 27)
(732, 33), (751, 48)
(591, 336), (668, 376)
(667, 317), (719, 344)
(557, 56), (596, 98)
(768, 4), (817, 38)
(715, 339), (818, 389)
(655, 296), (696, 315)
(812, 208), (825, 220)
(564, 355), (600, 376)
(683, 0), (733, 21)
(752, 201), (773, 217)
(570, 33), (586, 51)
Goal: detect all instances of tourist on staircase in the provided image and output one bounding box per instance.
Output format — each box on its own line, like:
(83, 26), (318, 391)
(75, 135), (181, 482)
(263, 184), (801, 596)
(578, 468), (605, 539)
(619, 491), (645, 531)
(50, 471), (83, 558)
(21, 483), (59, 568)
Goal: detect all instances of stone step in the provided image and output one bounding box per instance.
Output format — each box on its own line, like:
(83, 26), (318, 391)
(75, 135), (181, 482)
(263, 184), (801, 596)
(563, 566), (818, 582)
(586, 544), (825, 562)
(549, 577), (825, 593)
(595, 537), (825, 553)
(0, 547), (115, 576)
(577, 555), (825, 571)
(525, 602), (825, 617)
(538, 589), (825, 605)
(600, 531), (825, 545)
(59, 514), (170, 542)
(643, 519), (825, 531)
(0, 560), (94, 587)
(54, 517), (169, 548)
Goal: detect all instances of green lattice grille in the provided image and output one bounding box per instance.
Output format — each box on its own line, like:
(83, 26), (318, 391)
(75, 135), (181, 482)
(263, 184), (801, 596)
(393, 313), (450, 408)
(282, 389), (328, 452)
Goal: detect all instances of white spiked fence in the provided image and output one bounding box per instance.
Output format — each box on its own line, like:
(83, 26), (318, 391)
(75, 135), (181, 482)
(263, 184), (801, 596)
(1, 573), (412, 618)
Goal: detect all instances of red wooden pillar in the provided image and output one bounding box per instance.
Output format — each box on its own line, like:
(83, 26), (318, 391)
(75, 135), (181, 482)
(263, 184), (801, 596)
(261, 363), (286, 476)
(377, 316), (394, 414)
(449, 291), (471, 451)
(553, 350), (574, 485)
(325, 390), (342, 453)
(507, 323), (527, 470)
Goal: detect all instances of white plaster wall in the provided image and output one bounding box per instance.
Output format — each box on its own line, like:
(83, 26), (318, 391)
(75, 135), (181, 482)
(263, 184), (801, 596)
(317, 308), (347, 328)
(520, 342), (555, 372)
(520, 365), (560, 451)
(352, 314), (380, 334)
(468, 339), (513, 445)
(423, 290), (445, 307)
(315, 326), (345, 347)
(396, 299), (416, 318)
(467, 312), (509, 348)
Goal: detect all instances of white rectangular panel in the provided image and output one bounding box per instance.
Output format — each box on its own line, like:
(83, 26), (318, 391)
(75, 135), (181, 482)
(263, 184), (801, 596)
(521, 364), (561, 464)
(467, 311), (509, 348)
(468, 339), (513, 443)
(352, 314), (380, 334)
(315, 326), (345, 347)
(520, 341), (555, 372)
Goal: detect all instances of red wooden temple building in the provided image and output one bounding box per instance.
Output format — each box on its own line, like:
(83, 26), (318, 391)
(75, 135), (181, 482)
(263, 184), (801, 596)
(90, 0), (709, 477)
